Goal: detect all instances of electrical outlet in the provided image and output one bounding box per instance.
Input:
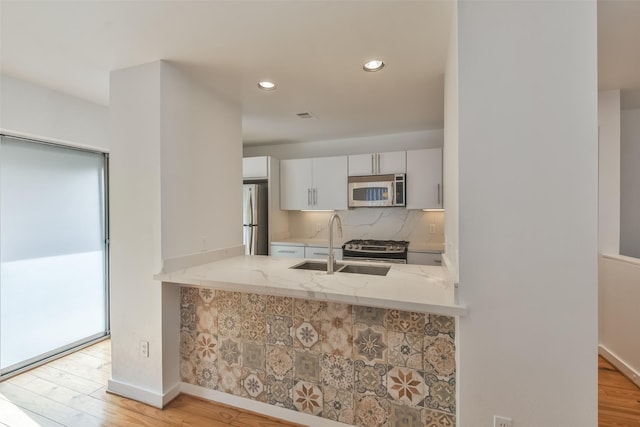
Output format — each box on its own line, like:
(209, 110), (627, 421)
(140, 340), (149, 358)
(494, 415), (512, 427)
(429, 224), (436, 234)
(316, 223), (322, 232)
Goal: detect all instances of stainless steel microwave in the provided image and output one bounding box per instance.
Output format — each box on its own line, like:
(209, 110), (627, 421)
(348, 174), (406, 207)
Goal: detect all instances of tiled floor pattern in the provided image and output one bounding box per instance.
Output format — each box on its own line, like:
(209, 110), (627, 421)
(179, 286), (456, 427)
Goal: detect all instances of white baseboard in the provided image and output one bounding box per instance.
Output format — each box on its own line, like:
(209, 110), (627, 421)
(599, 345), (640, 388)
(180, 382), (350, 427)
(107, 379), (181, 409)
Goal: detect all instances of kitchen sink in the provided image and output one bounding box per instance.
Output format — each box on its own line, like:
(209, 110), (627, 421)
(290, 261), (390, 276)
(290, 261), (343, 271)
(337, 264), (390, 276)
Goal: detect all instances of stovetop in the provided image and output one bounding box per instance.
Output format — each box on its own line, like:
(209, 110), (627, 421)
(342, 239), (409, 253)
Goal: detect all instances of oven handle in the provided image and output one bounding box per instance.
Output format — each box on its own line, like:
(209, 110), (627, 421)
(342, 256), (407, 264)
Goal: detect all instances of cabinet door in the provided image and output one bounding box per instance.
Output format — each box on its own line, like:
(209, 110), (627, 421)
(407, 251), (442, 266)
(271, 245), (304, 258)
(313, 156), (348, 210)
(304, 247), (343, 260)
(378, 151), (406, 174)
(280, 159), (312, 210)
(406, 148), (442, 209)
(348, 153), (375, 176)
(243, 156), (268, 179)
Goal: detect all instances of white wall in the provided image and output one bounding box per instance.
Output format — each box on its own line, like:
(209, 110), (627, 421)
(443, 2), (459, 281)
(108, 60), (243, 405)
(160, 63), (242, 260)
(598, 90), (621, 255)
(456, 2), (598, 426)
(243, 129), (443, 159)
(0, 74), (108, 151)
(620, 108), (640, 258)
(109, 61), (164, 398)
(599, 255), (640, 387)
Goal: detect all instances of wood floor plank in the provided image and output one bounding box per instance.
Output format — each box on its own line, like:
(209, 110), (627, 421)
(0, 382), (102, 427)
(0, 398), (64, 427)
(599, 356), (640, 426)
(27, 365), (104, 395)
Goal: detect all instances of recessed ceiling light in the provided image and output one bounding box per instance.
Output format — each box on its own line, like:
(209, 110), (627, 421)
(363, 60), (385, 72)
(257, 81), (276, 90)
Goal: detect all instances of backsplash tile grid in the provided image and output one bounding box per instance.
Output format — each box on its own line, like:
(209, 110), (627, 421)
(179, 286), (456, 426)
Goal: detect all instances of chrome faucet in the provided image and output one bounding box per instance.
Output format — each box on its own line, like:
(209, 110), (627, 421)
(327, 213), (343, 274)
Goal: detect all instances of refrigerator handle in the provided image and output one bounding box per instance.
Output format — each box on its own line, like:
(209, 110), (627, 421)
(248, 189), (254, 224)
(248, 225), (254, 255)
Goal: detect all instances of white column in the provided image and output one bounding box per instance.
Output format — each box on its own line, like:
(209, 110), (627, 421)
(455, 2), (598, 425)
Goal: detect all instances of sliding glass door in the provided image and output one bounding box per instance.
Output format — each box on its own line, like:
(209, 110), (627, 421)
(0, 135), (109, 375)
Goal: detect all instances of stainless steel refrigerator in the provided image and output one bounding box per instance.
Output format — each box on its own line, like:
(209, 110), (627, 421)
(243, 183), (268, 255)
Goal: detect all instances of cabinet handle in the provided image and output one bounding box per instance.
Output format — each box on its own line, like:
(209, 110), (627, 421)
(313, 252), (328, 256)
(437, 183), (441, 205)
(308, 188), (311, 206)
(278, 250), (296, 254)
(377, 154), (380, 174)
(313, 188), (317, 205)
(371, 154), (375, 174)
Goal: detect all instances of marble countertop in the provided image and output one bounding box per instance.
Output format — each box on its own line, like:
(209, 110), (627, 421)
(156, 255), (466, 316)
(271, 238), (444, 253)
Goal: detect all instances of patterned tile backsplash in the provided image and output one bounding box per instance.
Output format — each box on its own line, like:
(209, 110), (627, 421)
(180, 286), (456, 427)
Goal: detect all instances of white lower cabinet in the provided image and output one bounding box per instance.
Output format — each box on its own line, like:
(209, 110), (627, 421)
(407, 251), (442, 266)
(270, 245), (304, 258)
(304, 246), (343, 260)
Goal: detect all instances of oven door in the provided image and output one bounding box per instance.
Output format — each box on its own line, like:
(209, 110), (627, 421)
(348, 175), (395, 207)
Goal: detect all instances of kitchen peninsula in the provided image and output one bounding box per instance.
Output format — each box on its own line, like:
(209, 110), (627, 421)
(157, 255), (466, 427)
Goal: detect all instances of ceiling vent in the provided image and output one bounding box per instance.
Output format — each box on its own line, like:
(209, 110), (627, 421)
(296, 112), (315, 119)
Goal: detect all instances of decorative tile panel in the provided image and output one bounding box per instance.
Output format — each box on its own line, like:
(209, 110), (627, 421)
(266, 295), (293, 316)
(388, 331), (423, 369)
(354, 360), (388, 397)
(320, 354), (354, 391)
(266, 315), (294, 346)
(354, 306), (386, 326)
(218, 337), (241, 366)
(353, 324), (387, 363)
(386, 309), (425, 333)
(266, 345), (294, 379)
(242, 342), (265, 370)
(179, 286), (457, 426)
(389, 404), (423, 427)
(355, 394), (389, 427)
(294, 350), (320, 383)
(387, 367), (426, 407)
(267, 375), (294, 408)
(292, 380), (323, 416)
(424, 315), (455, 339)
(422, 408), (456, 427)
(323, 386), (355, 424)
(241, 370), (267, 402)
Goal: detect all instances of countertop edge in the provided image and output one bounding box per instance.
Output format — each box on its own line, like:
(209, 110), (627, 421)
(156, 274), (467, 317)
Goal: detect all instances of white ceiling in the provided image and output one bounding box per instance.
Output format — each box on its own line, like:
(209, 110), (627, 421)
(1, 1), (638, 146)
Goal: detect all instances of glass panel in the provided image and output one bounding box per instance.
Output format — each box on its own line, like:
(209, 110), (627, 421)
(0, 136), (108, 371)
(352, 186), (390, 202)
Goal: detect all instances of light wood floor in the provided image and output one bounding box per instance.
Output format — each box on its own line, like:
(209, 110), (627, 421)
(599, 356), (640, 426)
(0, 340), (302, 427)
(1, 341), (639, 426)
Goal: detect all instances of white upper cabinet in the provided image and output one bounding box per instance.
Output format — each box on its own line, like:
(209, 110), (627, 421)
(280, 156), (348, 210)
(243, 156), (269, 179)
(406, 148), (443, 209)
(312, 156), (348, 210)
(348, 151), (406, 176)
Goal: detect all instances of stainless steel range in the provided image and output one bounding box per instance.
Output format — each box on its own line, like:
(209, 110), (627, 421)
(342, 239), (409, 264)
